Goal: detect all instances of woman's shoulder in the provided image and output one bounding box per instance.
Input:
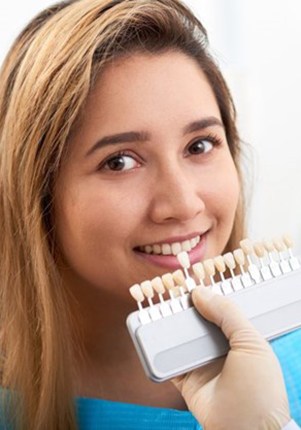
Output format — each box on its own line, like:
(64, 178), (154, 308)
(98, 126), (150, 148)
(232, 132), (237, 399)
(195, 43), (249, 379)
(0, 387), (14, 429)
(75, 397), (201, 430)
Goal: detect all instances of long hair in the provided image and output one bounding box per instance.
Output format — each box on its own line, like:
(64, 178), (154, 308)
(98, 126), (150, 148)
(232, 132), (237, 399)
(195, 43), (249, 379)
(0, 0), (245, 428)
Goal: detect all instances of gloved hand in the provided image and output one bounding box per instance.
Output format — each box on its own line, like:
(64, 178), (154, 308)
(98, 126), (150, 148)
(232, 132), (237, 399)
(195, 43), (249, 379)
(172, 286), (291, 430)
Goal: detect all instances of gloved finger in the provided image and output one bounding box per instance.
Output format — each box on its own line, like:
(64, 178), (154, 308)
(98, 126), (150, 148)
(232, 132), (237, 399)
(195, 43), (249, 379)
(171, 356), (224, 391)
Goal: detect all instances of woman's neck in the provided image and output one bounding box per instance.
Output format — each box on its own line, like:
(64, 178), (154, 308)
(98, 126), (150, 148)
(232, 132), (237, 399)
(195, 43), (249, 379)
(69, 284), (187, 410)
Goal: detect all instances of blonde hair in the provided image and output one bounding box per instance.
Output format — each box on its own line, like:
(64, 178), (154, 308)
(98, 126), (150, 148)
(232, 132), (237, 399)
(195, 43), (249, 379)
(0, 0), (245, 428)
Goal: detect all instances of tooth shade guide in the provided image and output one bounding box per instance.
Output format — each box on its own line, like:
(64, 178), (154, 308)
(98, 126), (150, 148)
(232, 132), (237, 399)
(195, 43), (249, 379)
(269, 260), (282, 277)
(151, 277), (165, 295)
(161, 273), (175, 290)
(171, 285), (190, 310)
(127, 237), (301, 383)
(172, 269), (186, 287)
(129, 284), (145, 304)
(233, 249), (253, 287)
(274, 238), (285, 253)
(175, 251), (197, 292)
(202, 258), (216, 286)
(280, 259), (292, 274)
(289, 256), (301, 271)
(273, 238), (292, 273)
(253, 242), (266, 261)
(213, 255), (227, 282)
(135, 236), (296, 312)
(282, 234), (301, 270)
(214, 255), (226, 272)
(172, 271), (187, 297)
(229, 276), (244, 291)
(177, 251), (190, 269)
(253, 241), (273, 280)
(263, 240), (282, 277)
(129, 284), (151, 324)
(151, 277), (173, 317)
(247, 255), (262, 283)
(239, 238), (254, 265)
(239, 239), (262, 283)
(171, 286), (181, 298)
(161, 272), (183, 313)
(253, 242), (273, 281)
(210, 283), (223, 295)
(151, 277), (168, 307)
(170, 267), (190, 308)
(192, 262), (205, 286)
(141, 280), (154, 299)
(128, 234), (300, 331)
(220, 279), (233, 295)
(139, 280), (162, 321)
(211, 256), (232, 294)
(283, 234), (293, 248)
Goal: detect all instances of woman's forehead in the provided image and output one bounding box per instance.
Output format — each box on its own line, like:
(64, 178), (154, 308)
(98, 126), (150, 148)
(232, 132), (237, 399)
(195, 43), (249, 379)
(76, 51), (221, 137)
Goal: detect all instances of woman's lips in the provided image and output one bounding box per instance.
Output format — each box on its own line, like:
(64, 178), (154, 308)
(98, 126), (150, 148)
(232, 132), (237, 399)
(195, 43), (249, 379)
(135, 234), (207, 270)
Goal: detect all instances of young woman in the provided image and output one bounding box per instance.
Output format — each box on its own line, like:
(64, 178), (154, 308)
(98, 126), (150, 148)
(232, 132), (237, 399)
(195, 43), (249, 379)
(0, 0), (300, 429)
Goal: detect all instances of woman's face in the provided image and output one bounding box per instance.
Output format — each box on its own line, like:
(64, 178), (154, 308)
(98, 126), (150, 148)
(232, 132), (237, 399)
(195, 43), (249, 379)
(54, 51), (240, 301)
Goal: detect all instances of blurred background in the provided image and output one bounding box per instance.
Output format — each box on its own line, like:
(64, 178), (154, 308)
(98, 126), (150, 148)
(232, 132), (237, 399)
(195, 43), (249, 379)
(1, 0), (301, 253)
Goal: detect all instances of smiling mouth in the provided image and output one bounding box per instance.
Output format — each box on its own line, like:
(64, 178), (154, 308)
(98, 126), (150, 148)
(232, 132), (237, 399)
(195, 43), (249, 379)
(135, 234), (202, 256)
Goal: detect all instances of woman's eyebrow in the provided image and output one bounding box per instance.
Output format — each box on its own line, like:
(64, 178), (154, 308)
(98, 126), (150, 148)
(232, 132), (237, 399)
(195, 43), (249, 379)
(86, 116), (223, 157)
(86, 131), (150, 156)
(183, 116), (224, 134)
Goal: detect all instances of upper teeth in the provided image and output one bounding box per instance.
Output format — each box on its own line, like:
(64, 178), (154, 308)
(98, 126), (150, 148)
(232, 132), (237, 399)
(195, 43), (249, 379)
(140, 235), (201, 256)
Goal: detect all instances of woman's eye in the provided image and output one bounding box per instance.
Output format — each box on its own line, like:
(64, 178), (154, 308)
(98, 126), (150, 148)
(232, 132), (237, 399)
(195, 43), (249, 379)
(188, 139), (214, 155)
(103, 153), (139, 172)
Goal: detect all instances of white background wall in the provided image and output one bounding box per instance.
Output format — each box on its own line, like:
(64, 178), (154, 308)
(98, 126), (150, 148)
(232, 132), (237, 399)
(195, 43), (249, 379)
(1, 0), (301, 254)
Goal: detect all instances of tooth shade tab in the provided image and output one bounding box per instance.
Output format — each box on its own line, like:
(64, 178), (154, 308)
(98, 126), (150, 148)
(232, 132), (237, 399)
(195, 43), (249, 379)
(273, 237), (292, 273)
(281, 234), (300, 270)
(182, 240), (192, 252)
(263, 240), (275, 253)
(214, 255), (226, 273)
(150, 277), (172, 317)
(240, 238), (254, 255)
(203, 259), (216, 277)
(283, 234), (293, 249)
(274, 238), (285, 253)
(253, 242), (266, 259)
(129, 284), (151, 323)
(129, 284), (144, 303)
(233, 249), (245, 266)
(151, 277), (165, 294)
(162, 274), (182, 311)
(140, 280), (154, 299)
(172, 269), (186, 286)
(192, 262), (205, 280)
(171, 286), (181, 298)
(254, 243), (272, 280)
(177, 251), (191, 269)
(223, 252), (236, 270)
(233, 249), (253, 287)
(162, 273), (175, 290)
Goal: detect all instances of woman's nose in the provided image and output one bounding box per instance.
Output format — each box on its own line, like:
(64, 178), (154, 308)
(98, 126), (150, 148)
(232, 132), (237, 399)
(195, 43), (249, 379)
(148, 164), (205, 224)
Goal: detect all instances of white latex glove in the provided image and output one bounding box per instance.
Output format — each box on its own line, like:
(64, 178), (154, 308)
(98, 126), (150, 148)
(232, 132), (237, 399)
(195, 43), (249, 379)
(172, 286), (290, 430)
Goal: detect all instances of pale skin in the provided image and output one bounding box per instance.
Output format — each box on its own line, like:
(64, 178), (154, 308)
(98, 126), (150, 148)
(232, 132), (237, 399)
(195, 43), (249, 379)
(53, 51), (290, 427)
